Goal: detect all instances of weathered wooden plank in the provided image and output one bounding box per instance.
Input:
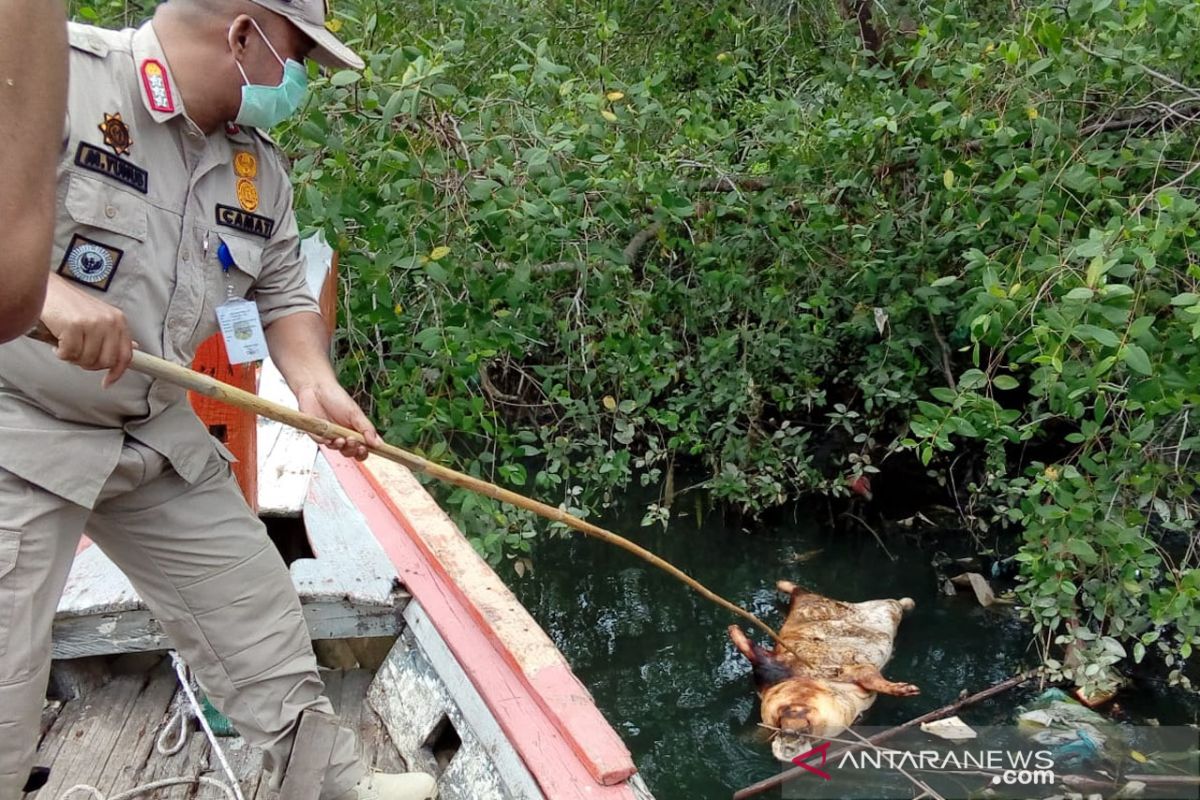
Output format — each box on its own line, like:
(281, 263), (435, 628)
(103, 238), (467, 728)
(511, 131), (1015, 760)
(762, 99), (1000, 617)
(203, 735), (264, 800)
(278, 711), (340, 800)
(336, 668), (412, 774)
(53, 597), (407, 659)
(23, 697), (86, 800)
(140, 719), (213, 800)
(257, 234), (333, 518)
(337, 668), (388, 770)
(30, 669), (410, 800)
(368, 629), (450, 777)
(91, 663), (178, 797)
(39, 700), (64, 742)
(36, 674), (147, 800)
(322, 669), (347, 715)
(336, 668), (371, 732)
(57, 542), (141, 617)
(291, 456), (403, 606)
(371, 603), (543, 799)
(256, 358), (319, 518)
(361, 701), (409, 775)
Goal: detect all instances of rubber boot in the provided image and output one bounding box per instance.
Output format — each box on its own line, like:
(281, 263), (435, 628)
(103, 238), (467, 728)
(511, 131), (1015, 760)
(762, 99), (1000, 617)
(333, 770), (438, 800)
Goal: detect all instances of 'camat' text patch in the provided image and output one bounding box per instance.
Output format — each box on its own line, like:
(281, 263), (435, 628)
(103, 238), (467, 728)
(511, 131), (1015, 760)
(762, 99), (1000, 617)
(215, 204), (275, 239)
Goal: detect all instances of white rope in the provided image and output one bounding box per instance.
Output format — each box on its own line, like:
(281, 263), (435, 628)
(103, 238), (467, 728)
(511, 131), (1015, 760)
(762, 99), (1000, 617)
(57, 652), (245, 800)
(167, 652), (245, 800)
(59, 776), (236, 800)
(154, 672), (194, 757)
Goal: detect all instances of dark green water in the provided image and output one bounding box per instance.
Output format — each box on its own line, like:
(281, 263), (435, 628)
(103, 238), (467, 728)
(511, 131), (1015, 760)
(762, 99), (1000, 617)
(506, 495), (1199, 799)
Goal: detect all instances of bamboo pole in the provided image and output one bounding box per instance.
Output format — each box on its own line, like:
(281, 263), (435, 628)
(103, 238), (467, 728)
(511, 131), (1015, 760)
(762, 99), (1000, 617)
(26, 327), (803, 662)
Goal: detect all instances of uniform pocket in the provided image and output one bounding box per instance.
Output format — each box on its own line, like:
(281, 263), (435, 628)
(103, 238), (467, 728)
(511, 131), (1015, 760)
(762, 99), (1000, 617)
(196, 234), (267, 350)
(58, 171), (148, 299)
(0, 529), (18, 582)
(0, 529), (21, 669)
(64, 172), (148, 241)
(203, 234), (265, 308)
(218, 235), (264, 285)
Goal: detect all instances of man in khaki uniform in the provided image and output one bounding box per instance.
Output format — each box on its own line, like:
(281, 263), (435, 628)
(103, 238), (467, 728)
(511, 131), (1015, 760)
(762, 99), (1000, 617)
(0, 2), (437, 799)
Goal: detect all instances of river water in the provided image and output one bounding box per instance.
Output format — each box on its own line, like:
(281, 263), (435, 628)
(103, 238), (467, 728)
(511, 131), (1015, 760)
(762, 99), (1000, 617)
(507, 493), (1199, 799)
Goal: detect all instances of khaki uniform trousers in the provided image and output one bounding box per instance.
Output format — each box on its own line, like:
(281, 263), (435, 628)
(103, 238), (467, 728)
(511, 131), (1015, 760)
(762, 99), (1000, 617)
(0, 440), (366, 800)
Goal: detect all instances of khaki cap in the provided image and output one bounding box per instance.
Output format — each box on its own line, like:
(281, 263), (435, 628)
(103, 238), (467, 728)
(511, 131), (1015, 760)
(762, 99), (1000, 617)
(248, 0), (364, 70)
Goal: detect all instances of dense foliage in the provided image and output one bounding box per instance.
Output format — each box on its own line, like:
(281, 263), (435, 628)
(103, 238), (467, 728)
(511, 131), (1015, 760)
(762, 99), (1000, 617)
(72, 0), (1198, 691)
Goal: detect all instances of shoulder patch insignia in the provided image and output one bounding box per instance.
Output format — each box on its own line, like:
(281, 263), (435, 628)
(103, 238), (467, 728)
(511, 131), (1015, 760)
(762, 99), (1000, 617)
(140, 59), (175, 113)
(67, 24), (110, 57)
(251, 127), (278, 147)
(58, 234), (123, 291)
(216, 205), (275, 239)
(99, 112), (132, 156)
(75, 142), (148, 194)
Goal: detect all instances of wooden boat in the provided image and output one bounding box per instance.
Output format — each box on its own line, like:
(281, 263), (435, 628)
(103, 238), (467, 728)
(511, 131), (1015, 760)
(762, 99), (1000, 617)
(29, 239), (655, 800)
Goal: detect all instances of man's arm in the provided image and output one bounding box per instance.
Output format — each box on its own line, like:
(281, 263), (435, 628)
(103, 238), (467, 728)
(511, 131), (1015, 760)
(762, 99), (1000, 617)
(265, 310), (380, 461)
(0, 0), (68, 342)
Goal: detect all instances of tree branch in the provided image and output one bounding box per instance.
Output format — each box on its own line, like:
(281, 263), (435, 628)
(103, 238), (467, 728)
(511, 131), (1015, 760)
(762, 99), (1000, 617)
(1075, 41), (1200, 102)
(623, 222), (662, 265)
(928, 310), (957, 390)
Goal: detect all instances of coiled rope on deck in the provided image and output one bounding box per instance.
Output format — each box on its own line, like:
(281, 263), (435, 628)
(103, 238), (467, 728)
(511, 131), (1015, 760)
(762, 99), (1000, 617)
(58, 653), (243, 800)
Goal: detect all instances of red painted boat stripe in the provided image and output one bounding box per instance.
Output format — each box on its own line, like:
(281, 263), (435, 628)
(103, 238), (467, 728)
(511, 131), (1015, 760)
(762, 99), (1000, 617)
(333, 456), (641, 797)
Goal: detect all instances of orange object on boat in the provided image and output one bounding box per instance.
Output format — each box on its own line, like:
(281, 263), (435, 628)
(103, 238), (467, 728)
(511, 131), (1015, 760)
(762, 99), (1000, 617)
(189, 335), (259, 512)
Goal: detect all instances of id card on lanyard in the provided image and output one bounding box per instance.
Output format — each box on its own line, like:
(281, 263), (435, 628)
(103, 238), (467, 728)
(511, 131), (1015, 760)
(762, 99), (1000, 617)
(214, 239), (268, 364)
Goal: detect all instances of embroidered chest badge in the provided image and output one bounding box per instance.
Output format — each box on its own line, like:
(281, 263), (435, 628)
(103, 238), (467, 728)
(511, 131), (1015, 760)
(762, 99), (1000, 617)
(236, 178), (259, 212)
(233, 151), (257, 179)
(98, 112), (132, 156)
(140, 59), (175, 113)
(233, 151), (260, 211)
(58, 234), (123, 291)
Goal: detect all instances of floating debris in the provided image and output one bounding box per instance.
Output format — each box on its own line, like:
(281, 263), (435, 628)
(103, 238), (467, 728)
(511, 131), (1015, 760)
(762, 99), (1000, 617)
(920, 715), (977, 741)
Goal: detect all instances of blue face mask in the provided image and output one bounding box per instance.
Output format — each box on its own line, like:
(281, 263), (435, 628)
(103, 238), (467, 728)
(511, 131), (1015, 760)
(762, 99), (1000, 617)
(232, 19), (308, 130)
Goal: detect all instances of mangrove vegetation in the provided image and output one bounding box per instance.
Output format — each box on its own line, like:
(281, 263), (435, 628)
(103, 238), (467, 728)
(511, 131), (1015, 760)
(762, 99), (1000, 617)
(74, 0), (1200, 701)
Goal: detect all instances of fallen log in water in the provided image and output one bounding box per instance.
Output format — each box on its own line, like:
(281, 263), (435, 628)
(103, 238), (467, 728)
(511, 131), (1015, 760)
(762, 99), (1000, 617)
(732, 670), (1039, 800)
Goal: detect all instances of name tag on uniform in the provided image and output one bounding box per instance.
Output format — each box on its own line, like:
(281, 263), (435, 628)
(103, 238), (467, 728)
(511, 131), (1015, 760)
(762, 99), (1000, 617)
(216, 299), (268, 365)
(75, 142), (149, 194)
(215, 204), (275, 239)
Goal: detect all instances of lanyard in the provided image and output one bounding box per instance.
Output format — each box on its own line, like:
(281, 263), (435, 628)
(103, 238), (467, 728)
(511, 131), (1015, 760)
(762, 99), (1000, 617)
(217, 240), (236, 300)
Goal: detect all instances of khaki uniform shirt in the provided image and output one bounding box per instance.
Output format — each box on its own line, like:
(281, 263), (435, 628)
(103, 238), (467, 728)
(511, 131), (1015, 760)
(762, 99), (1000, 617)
(0, 21), (319, 509)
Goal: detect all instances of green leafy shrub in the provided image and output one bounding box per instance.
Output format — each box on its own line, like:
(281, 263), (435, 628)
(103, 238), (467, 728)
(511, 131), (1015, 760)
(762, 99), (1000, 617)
(69, 0), (1198, 687)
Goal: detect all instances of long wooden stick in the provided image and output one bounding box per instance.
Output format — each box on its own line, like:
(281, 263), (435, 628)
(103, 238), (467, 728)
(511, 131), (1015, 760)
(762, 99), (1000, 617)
(26, 327), (802, 662)
(732, 670), (1038, 800)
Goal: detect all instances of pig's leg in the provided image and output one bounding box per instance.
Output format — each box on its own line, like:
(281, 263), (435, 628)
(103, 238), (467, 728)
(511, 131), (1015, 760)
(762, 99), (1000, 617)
(843, 665), (920, 697)
(728, 625), (758, 662)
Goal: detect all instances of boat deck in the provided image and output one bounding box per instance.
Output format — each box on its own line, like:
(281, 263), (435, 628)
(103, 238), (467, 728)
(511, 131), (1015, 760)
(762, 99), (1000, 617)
(26, 663), (404, 800)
